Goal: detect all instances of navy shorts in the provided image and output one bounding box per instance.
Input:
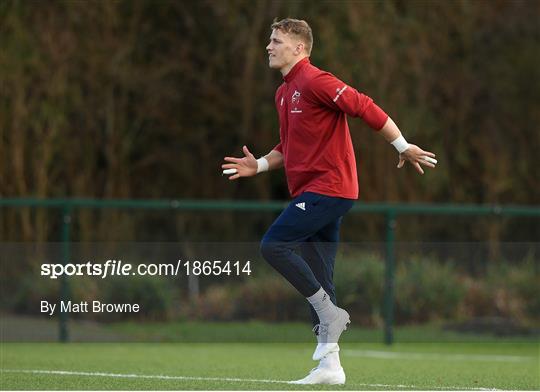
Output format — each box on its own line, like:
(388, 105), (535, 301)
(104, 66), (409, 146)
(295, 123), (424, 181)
(260, 192), (354, 324)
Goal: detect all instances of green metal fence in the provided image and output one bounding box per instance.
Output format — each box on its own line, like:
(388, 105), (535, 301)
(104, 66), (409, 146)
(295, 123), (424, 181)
(1, 197), (539, 344)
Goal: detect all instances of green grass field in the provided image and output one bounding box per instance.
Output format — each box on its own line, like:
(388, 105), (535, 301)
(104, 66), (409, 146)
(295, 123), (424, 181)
(1, 341), (538, 390)
(1, 318), (539, 390)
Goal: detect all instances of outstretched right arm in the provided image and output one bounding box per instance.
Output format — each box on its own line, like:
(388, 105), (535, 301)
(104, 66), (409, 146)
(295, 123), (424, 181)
(222, 146), (283, 181)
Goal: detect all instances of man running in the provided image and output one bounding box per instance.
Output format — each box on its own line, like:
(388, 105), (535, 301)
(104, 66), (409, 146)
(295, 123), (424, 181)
(222, 18), (436, 384)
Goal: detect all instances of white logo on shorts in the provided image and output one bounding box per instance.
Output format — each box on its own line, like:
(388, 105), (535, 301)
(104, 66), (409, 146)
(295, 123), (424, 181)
(295, 202), (306, 211)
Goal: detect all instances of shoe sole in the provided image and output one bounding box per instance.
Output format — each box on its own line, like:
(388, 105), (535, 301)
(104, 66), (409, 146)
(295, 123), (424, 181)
(289, 379), (345, 385)
(289, 367), (346, 384)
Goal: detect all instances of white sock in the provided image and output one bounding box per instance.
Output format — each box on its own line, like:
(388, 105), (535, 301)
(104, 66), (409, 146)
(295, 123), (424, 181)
(320, 350), (341, 370)
(306, 287), (337, 324)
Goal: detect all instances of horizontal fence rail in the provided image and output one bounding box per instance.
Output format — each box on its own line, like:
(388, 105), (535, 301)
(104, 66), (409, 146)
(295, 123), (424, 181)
(1, 197), (540, 216)
(1, 198), (539, 344)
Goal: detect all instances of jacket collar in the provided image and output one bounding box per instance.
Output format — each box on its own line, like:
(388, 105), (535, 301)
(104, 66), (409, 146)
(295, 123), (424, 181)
(283, 57), (310, 83)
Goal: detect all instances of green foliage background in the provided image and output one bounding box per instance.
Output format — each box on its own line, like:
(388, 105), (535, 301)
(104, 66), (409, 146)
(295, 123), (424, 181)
(1, 0), (539, 243)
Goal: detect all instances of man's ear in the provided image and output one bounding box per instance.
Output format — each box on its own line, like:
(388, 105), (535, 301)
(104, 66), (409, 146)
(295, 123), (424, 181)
(294, 42), (305, 55)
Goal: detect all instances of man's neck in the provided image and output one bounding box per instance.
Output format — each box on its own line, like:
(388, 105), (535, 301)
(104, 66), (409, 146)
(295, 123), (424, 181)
(280, 55), (308, 77)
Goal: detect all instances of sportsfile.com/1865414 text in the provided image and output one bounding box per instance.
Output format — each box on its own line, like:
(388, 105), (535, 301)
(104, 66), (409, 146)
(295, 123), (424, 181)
(40, 259), (252, 279)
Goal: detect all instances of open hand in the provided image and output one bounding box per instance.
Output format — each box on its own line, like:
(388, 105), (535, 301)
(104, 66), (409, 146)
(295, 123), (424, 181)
(222, 145), (258, 180)
(398, 144), (437, 175)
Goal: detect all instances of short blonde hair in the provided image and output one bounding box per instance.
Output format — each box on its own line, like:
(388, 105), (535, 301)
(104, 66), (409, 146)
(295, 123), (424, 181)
(271, 18), (313, 55)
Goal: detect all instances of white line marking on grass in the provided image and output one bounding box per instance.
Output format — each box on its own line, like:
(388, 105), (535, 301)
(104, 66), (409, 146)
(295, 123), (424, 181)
(1, 369), (501, 390)
(342, 349), (536, 363)
(1, 369), (288, 384)
(352, 382), (500, 391)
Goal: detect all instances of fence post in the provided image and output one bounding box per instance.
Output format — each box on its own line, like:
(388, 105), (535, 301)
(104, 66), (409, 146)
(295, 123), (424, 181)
(384, 209), (396, 345)
(188, 274), (200, 302)
(59, 204), (72, 342)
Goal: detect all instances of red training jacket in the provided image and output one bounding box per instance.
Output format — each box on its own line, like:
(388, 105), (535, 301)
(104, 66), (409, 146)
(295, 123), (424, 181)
(273, 57), (388, 199)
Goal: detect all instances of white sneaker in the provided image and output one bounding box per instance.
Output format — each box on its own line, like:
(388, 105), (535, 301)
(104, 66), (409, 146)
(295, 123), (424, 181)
(312, 307), (350, 361)
(289, 365), (346, 385)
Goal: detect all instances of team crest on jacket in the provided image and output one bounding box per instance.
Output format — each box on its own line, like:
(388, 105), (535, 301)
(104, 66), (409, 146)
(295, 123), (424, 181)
(292, 90), (301, 104)
(291, 90), (302, 113)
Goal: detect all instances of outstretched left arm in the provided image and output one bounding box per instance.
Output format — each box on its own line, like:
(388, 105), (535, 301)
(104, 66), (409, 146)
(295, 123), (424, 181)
(378, 117), (437, 175)
(306, 73), (437, 174)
